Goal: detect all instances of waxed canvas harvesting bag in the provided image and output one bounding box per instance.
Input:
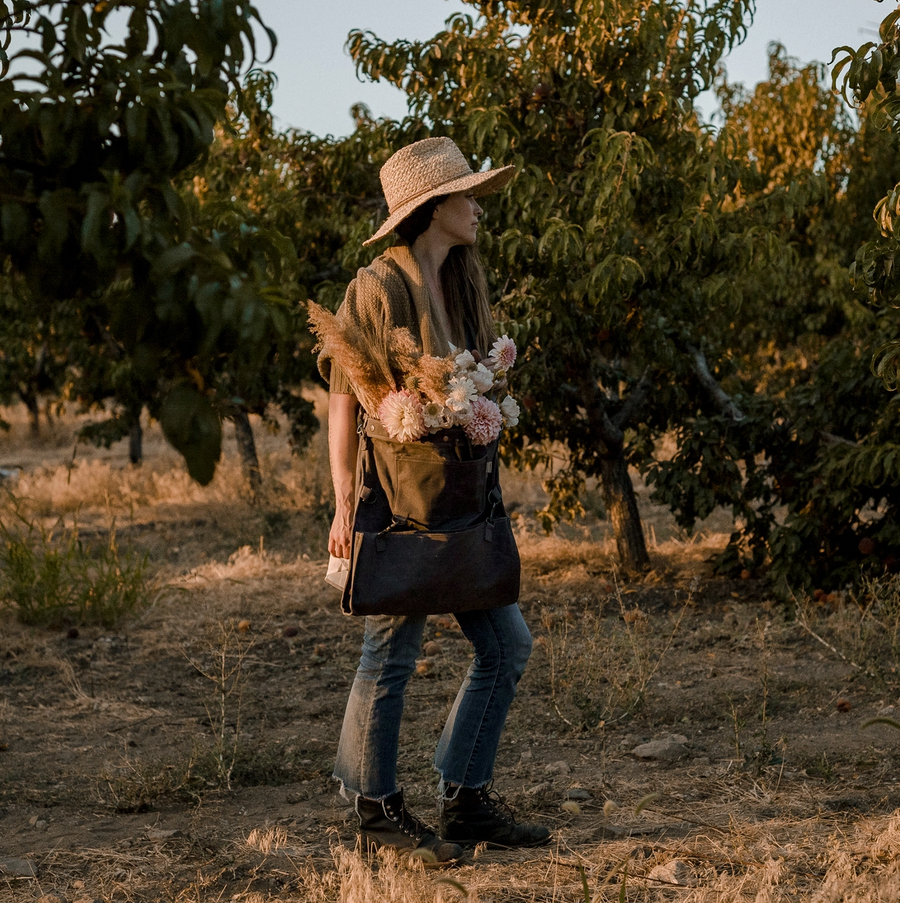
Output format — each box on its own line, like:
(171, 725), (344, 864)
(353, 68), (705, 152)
(340, 416), (520, 616)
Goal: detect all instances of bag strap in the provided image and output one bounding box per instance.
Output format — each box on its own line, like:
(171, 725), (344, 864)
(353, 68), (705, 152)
(487, 485), (504, 520)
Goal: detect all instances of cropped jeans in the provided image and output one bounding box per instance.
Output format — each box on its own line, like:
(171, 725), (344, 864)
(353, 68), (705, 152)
(333, 604), (532, 800)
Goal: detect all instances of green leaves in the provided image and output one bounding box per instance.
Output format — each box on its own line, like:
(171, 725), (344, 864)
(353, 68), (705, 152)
(151, 242), (199, 281)
(36, 189), (76, 262)
(64, 4), (90, 63)
(332, 0), (900, 585)
(832, 42), (880, 105)
(872, 340), (900, 391)
(0, 201), (29, 249)
(81, 187), (112, 265)
(159, 384), (222, 485)
(0, 1), (288, 485)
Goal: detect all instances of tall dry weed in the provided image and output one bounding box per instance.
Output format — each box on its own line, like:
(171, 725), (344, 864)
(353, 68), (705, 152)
(542, 586), (688, 729)
(184, 619), (257, 790)
(797, 573), (900, 689)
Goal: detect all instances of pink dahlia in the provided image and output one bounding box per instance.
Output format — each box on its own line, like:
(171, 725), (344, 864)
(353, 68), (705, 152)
(489, 335), (517, 371)
(378, 389), (426, 442)
(464, 396), (503, 446)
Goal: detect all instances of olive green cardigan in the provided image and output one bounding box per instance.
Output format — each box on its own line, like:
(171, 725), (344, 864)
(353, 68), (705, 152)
(319, 244), (453, 401)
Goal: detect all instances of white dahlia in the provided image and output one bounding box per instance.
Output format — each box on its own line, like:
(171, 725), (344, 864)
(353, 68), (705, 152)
(500, 394), (520, 428)
(446, 375), (477, 414)
(470, 362), (495, 394)
(378, 389), (426, 442)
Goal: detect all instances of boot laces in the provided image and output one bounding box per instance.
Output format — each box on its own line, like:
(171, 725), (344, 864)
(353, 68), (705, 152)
(386, 799), (430, 839)
(476, 782), (517, 825)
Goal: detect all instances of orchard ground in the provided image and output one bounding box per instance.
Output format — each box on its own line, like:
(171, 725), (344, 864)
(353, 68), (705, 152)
(1, 393), (899, 903)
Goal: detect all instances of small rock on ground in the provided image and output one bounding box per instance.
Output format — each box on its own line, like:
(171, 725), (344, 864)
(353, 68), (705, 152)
(564, 788), (592, 800)
(146, 828), (186, 841)
(0, 857), (37, 877)
(649, 859), (691, 886)
(632, 739), (689, 761)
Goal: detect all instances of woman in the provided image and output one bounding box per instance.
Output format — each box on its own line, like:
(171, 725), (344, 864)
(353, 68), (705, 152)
(321, 138), (549, 864)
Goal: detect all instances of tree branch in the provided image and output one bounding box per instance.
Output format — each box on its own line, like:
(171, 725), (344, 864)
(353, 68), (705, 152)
(687, 345), (858, 447)
(612, 366), (653, 430)
(577, 377), (625, 453)
(687, 344), (744, 421)
(819, 431), (856, 447)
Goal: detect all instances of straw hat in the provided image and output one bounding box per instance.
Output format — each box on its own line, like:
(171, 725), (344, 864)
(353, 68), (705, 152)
(363, 137), (516, 247)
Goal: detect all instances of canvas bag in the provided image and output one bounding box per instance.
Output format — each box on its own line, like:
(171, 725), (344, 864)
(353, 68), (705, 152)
(340, 416), (520, 616)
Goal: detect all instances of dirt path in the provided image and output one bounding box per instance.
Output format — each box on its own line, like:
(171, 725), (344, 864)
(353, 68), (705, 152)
(2, 409), (900, 901)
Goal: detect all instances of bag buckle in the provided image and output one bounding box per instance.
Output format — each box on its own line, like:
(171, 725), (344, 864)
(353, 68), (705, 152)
(376, 517), (408, 551)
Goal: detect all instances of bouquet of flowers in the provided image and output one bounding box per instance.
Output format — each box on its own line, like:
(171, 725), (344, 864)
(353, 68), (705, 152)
(309, 302), (521, 446)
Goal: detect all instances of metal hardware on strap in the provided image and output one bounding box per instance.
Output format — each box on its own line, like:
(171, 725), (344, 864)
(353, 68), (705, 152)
(487, 486), (504, 519)
(376, 517), (409, 551)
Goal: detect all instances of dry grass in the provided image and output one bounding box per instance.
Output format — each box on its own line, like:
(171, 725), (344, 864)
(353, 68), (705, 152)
(796, 574), (900, 691)
(0, 394), (333, 518)
(150, 817), (900, 902)
(2, 400), (900, 903)
(541, 588), (690, 730)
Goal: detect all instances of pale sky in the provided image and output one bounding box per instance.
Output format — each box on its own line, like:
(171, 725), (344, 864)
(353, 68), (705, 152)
(258, 0), (884, 137)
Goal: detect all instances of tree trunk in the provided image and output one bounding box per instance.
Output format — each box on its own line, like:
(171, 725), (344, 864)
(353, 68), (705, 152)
(599, 451), (650, 572)
(233, 411), (262, 496)
(578, 370), (653, 573)
(128, 414), (143, 465)
(21, 390), (39, 436)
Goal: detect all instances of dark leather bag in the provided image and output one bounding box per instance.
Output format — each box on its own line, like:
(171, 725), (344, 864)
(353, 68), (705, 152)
(340, 417), (521, 617)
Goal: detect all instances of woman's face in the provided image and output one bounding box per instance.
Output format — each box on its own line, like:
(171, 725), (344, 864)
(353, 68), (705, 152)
(430, 190), (483, 246)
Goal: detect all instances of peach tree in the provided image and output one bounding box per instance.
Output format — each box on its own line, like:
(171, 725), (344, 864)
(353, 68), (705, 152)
(332, 0), (900, 587)
(647, 45), (900, 589)
(0, 0), (289, 483)
(346, 0), (798, 571)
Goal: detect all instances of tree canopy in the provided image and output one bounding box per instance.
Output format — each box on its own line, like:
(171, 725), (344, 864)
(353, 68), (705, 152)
(4, 0), (900, 589)
(0, 0), (291, 483)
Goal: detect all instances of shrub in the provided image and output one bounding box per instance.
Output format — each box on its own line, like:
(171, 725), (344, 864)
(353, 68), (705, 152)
(0, 509), (150, 627)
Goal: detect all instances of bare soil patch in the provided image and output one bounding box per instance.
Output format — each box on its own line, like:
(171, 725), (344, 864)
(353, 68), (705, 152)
(1, 404), (899, 902)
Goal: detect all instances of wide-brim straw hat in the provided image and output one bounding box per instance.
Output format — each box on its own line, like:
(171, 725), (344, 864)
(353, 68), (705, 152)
(363, 137), (516, 247)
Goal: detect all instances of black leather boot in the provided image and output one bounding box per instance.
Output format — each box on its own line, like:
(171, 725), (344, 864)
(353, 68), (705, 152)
(440, 783), (551, 848)
(356, 790), (463, 866)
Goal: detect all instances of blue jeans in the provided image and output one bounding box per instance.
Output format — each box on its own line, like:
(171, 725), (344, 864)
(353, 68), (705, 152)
(333, 604), (533, 800)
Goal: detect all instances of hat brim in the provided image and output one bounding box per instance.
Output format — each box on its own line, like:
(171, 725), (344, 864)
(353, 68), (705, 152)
(362, 164), (516, 247)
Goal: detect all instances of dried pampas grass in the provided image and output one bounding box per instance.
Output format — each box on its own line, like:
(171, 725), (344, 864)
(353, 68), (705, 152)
(307, 302), (394, 413)
(308, 301), (455, 413)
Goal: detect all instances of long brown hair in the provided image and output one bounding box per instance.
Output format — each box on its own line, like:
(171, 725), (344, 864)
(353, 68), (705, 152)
(394, 197), (496, 355)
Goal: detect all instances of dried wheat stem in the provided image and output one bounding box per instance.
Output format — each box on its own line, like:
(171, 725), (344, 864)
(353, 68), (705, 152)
(795, 616), (878, 681)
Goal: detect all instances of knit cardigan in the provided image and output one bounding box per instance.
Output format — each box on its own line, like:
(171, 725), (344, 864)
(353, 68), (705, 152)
(319, 244), (454, 403)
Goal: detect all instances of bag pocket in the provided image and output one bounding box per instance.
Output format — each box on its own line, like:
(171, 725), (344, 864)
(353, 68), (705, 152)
(394, 452), (487, 528)
(372, 437), (489, 529)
